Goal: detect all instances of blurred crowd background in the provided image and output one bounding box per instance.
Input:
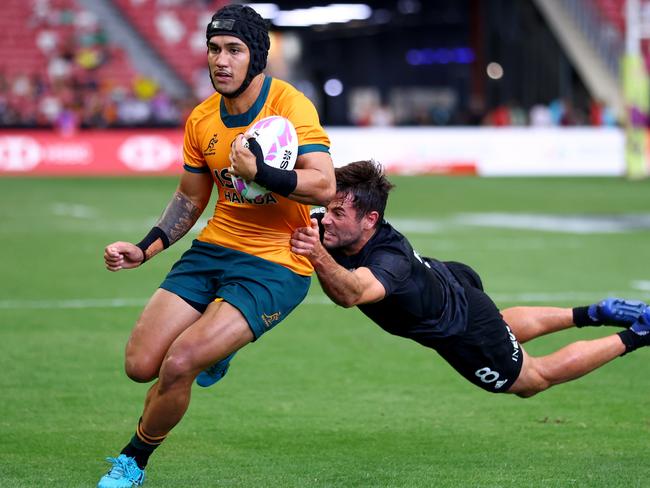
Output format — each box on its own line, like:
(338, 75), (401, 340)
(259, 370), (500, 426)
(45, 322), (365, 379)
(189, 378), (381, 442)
(0, 0), (639, 131)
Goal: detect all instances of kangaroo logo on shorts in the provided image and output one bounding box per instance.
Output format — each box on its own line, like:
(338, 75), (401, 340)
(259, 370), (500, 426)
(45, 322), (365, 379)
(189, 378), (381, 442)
(262, 311), (281, 328)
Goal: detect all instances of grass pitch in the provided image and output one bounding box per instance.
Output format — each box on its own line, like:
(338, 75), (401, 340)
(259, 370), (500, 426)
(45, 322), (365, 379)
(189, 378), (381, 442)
(0, 175), (649, 487)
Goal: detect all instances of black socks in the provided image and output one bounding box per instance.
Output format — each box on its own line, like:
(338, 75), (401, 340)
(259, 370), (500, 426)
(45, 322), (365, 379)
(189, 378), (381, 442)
(573, 306), (602, 327)
(617, 329), (650, 355)
(120, 419), (167, 469)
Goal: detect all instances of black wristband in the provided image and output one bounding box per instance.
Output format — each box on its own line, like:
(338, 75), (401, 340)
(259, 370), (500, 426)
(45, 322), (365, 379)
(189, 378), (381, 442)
(248, 137), (298, 197)
(136, 226), (170, 263)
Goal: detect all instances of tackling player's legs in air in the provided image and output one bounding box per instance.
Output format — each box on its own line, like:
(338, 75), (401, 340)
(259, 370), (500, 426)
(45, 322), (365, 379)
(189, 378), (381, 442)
(502, 298), (650, 397)
(504, 298), (648, 344)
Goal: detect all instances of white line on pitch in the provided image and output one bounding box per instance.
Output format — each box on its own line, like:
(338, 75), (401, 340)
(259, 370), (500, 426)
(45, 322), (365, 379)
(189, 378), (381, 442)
(0, 291), (647, 310)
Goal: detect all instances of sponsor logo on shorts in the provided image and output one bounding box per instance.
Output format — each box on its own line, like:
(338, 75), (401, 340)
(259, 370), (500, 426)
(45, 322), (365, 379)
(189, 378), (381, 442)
(505, 324), (520, 362)
(262, 311), (281, 328)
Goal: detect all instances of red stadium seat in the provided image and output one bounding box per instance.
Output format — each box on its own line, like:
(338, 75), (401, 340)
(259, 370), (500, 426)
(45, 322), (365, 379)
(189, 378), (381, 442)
(112, 0), (227, 94)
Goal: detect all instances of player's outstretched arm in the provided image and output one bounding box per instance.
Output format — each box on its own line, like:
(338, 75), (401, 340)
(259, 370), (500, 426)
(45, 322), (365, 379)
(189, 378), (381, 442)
(291, 219), (385, 307)
(104, 171), (213, 271)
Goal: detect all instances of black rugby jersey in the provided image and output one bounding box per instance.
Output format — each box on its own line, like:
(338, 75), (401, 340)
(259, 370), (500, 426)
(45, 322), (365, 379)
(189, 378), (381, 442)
(316, 215), (468, 342)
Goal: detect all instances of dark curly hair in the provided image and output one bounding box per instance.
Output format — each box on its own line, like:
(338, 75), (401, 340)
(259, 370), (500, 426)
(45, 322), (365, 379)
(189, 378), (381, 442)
(335, 160), (395, 225)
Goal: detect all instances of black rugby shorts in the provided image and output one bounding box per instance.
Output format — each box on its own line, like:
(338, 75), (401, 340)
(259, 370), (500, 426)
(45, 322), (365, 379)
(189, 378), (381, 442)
(431, 262), (524, 393)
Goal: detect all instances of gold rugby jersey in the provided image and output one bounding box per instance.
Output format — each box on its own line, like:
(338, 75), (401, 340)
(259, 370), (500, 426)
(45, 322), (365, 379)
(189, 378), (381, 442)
(183, 76), (330, 276)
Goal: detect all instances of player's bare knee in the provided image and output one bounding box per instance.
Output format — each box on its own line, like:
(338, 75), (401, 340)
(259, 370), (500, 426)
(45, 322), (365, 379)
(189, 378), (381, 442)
(515, 388), (541, 399)
(510, 362), (551, 398)
(157, 352), (195, 390)
(124, 356), (158, 383)
(512, 379), (549, 398)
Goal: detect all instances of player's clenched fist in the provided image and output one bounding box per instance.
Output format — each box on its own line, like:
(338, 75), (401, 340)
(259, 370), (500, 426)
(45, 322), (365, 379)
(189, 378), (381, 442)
(104, 241), (144, 271)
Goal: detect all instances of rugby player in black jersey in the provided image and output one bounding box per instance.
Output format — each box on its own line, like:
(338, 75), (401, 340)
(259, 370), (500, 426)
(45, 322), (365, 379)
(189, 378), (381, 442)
(290, 160), (650, 396)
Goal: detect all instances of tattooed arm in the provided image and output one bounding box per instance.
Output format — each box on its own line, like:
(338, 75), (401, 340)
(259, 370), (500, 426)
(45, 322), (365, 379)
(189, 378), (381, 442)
(104, 171), (213, 271)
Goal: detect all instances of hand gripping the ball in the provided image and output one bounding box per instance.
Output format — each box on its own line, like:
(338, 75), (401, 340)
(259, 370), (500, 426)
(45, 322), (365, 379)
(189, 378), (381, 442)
(228, 133), (258, 182)
(230, 116), (298, 200)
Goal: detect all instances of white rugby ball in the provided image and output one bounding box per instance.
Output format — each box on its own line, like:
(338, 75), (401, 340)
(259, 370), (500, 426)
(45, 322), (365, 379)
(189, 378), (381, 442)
(232, 116), (298, 199)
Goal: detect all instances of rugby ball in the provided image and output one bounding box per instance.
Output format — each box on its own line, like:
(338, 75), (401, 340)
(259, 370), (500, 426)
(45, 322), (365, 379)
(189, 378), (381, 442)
(232, 116), (298, 199)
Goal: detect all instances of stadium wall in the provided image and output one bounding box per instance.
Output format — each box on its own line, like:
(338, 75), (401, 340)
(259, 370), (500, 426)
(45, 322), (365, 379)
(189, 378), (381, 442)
(0, 127), (626, 176)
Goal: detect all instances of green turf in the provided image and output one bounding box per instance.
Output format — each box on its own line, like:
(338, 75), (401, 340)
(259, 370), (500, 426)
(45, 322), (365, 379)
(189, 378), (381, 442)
(1, 176), (649, 487)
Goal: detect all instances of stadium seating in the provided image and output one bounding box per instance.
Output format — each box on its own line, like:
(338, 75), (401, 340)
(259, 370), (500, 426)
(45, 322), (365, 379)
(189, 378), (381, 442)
(593, 0), (625, 34)
(0, 0), (629, 129)
(0, 0), (137, 86)
(593, 0), (650, 72)
(113, 0), (227, 93)
(0, 0), (189, 127)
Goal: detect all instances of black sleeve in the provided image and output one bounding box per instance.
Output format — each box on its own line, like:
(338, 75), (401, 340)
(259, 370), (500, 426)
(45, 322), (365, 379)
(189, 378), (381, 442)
(364, 248), (411, 296)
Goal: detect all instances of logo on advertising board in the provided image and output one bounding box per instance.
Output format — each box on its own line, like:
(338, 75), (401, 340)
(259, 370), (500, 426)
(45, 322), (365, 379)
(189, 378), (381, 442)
(0, 136), (42, 171)
(118, 136), (180, 172)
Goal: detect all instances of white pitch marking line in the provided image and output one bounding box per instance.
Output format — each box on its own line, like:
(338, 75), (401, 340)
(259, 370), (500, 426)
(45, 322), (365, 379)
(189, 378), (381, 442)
(632, 281), (650, 291)
(0, 291), (647, 310)
(51, 202), (97, 219)
(0, 298), (148, 309)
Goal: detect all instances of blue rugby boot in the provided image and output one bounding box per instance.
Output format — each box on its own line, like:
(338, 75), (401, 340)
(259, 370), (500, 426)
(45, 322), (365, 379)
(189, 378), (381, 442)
(588, 298), (648, 326)
(98, 454), (145, 488)
(196, 352), (236, 388)
(631, 307), (650, 336)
